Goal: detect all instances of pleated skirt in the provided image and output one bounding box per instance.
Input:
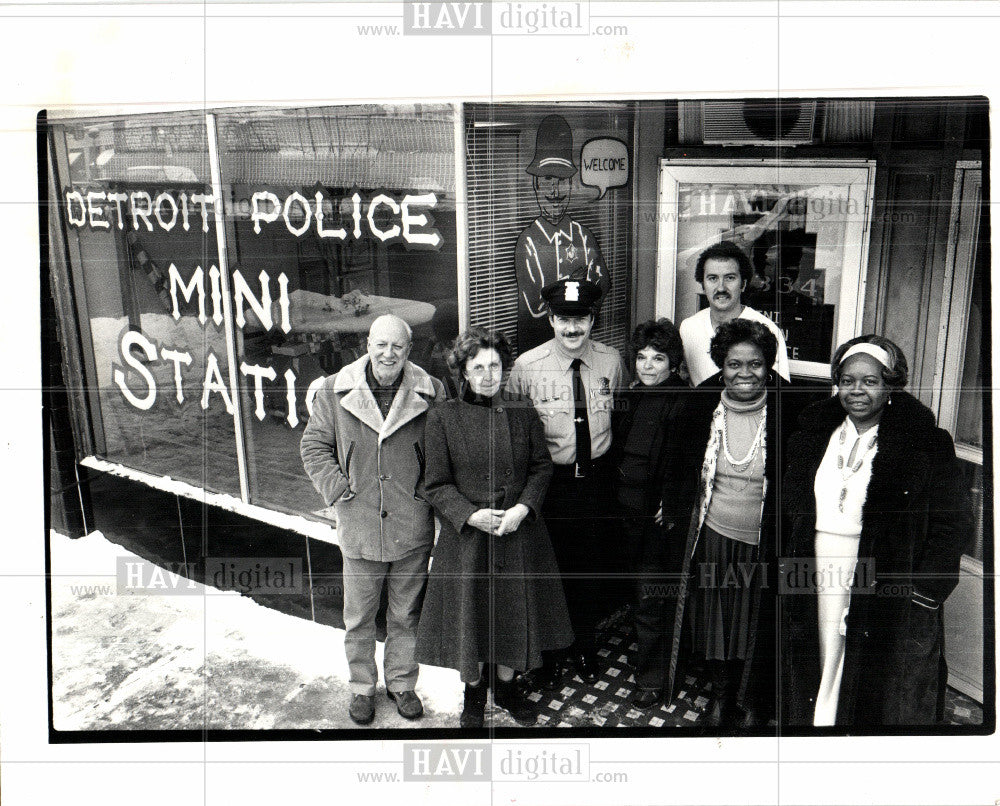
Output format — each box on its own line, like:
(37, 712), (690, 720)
(688, 524), (758, 662)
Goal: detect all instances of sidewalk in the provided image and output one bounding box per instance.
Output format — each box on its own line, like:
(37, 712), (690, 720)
(50, 529), (717, 732)
(51, 524), (737, 731)
(49, 510), (983, 732)
(50, 529), (465, 730)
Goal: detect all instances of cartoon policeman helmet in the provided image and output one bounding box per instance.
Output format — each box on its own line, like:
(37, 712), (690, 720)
(527, 114), (576, 224)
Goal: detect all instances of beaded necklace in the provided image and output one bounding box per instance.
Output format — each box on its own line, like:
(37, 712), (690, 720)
(721, 406), (766, 472)
(836, 420), (879, 512)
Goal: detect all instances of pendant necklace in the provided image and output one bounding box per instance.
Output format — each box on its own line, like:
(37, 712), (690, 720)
(837, 422), (878, 512)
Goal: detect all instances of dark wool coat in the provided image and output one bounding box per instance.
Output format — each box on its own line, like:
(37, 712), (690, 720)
(611, 374), (690, 515)
(415, 392), (574, 679)
(664, 378), (780, 717)
(781, 391), (972, 726)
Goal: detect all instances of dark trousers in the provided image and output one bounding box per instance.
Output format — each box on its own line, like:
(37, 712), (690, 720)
(620, 510), (684, 690)
(542, 459), (619, 653)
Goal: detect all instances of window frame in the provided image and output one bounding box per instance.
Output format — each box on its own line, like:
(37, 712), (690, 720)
(932, 161), (984, 466)
(48, 104), (465, 540)
(654, 158), (877, 380)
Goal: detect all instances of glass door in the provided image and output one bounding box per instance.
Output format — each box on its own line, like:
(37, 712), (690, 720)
(655, 160), (876, 380)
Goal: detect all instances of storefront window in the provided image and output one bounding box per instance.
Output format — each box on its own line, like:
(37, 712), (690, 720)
(465, 103), (633, 355)
(52, 115), (241, 496)
(215, 105), (459, 519)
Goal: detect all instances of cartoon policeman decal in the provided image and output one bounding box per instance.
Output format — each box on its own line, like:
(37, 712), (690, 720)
(514, 114), (609, 352)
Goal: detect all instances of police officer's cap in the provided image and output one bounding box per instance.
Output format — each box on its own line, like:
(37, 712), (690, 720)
(542, 278), (601, 316)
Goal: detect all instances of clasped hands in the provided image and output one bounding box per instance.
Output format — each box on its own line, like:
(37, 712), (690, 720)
(467, 503), (529, 536)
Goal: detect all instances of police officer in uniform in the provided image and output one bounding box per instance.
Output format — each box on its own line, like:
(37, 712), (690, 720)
(506, 278), (624, 687)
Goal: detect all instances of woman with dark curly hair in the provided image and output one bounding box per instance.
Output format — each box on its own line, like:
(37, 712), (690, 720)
(610, 319), (689, 709)
(781, 335), (971, 726)
(664, 318), (780, 727)
(415, 327), (573, 728)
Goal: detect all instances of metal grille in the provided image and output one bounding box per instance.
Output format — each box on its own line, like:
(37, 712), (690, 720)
(697, 100), (818, 145)
(217, 106), (456, 192)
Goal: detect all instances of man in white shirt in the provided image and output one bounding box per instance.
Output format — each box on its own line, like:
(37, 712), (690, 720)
(679, 241), (791, 386)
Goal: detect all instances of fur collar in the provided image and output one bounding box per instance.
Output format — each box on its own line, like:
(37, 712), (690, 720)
(333, 354), (437, 398)
(333, 355), (438, 441)
(791, 390), (939, 512)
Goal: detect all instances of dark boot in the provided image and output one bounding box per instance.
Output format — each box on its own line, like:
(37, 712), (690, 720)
(708, 660), (740, 727)
(460, 680), (487, 729)
(491, 669), (537, 726)
(532, 654), (564, 691)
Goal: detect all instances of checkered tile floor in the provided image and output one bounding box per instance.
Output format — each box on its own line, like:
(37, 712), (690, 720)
(944, 687), (984, 726)
(486, 610), (984, 729)
(489, 610), (717, 728)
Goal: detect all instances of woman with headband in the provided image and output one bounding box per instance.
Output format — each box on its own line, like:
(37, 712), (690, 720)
(781, 335), (971, 726)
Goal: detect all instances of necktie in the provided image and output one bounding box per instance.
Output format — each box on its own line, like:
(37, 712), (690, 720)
(571, 357), (591, 475)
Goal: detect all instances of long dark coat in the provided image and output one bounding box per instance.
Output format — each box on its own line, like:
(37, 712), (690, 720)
(415, 392), (574, 679)
(781, 391), (972, 726)
(609, 375), (691, 614)
(664, 379), (780, 716)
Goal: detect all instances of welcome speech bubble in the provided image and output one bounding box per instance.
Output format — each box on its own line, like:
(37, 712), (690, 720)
(580, 137), (629, 200)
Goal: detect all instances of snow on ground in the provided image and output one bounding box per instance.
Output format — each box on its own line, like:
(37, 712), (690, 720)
(49, 530), (466, 732)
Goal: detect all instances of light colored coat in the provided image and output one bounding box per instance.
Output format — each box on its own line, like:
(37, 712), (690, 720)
(300, 355), (446, 562)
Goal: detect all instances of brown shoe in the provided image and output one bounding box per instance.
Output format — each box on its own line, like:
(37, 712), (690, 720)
(387, 689), (424, 720)
(349, 694), (375, 725)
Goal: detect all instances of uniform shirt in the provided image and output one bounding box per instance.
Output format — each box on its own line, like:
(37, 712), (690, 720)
(515, 215), (609, 351)
(679, 305), (792, 387)
(507, 337), (623, 465)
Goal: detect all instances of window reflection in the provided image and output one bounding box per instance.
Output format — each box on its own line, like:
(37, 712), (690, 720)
(955, 240), (984, 451)
(675, 183), (851, 366)
(56, 116), (242, 496)
(216, 106), (459, 519)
